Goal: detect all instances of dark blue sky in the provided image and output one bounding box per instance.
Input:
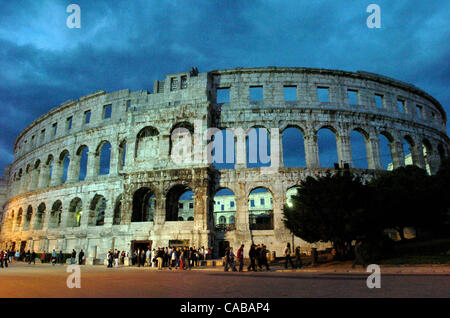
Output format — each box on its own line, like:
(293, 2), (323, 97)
(0, 0), (448, 174)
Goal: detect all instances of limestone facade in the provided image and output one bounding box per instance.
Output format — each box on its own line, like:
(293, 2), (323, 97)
(0, 67), (448, 261)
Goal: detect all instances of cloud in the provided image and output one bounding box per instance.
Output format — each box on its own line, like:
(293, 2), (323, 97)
(0, 0), (448, 175)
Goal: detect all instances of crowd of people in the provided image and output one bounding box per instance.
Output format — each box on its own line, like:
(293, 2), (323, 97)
(108, 246), (214, 270)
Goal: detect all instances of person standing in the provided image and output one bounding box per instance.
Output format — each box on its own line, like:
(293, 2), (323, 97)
(71, 249), (76, 265)
(79, 249), (85, 265)
(237, 244), (244, 272)
(107, 250), (114, 268)
(284, 243), (294, 269)
(58, 250), (63, 265)
(352, 241), (367, 269)
(260, 245), (270, 271)
(295, 246), (303, 269)
(41, 251), (46, 264)
(31, 251), (36, 264)
(0, 250), (3, 268)
(247, 244), (257, 272)
(157, 248), (164, 270)
(146, 248), (151, 267)
(2, 251), (8, 268)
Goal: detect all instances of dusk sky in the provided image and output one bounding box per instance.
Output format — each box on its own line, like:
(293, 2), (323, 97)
(0, 0), (448, 175)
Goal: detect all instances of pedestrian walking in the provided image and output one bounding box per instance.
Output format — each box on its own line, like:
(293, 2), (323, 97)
(58, 250), (63, 265)
(52, 250), (57, 265)
(237, 244), (244, 272)
(352, 241), (367, 268)
(31, 251), (36, 264)
(71, 249), (76, 264)
(295, 246), (303, 269)
(260, 245), (270, 271)
(79, 249), (85, 265)
(284, 243), (294, 269)
(247, 244), (257, 272)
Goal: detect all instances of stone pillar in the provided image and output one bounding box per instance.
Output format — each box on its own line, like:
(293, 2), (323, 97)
(125, 137), (136, 168)
(67, 155), (79, 183)
(337, 134), (353, 168)
(234, 184), (250, 233)
(411, 142), (426, 169)
(109, 143), (120, 177)
(391, 141), (405, 169)
(304, 133), (320, 169)
(29, 168), (40, 191)
(270, 129), (284, 168)
(79, 198), (91, 228)
(193, 186), (208, 231)
(37, 164), (50, 189)
(85, 151), (97, 181)
(50, 160), (61, 187)
(366, 137), (383, 170)
(235, 130), (247, 169)
(153, 192), (166, 226)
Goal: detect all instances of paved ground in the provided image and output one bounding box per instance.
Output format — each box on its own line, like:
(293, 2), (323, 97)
(1, 262), (449, 298)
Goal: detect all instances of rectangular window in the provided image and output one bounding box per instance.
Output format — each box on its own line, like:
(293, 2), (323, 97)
(178, 203), (183, 209)
(230, 201), (235, 208)
(375, 94), (384, 109)
(52, 123), (57, 136)
(250, 200), (255, 207)
(221, 205), (224, 211)
(416, 105), (423, 118)
(317, 87), (330, 102)
(126, 100), (131, 112)
(397, 99), (405, 113)
(260, 198), (265, 205)
(189, 202), (194, 209)
(250, 86), (263, 102)
(181, 76), (188, 89)
(347, 89), (358, 105)
(40, 129), (45, 144)
(431, 111), (436, 120)
(170, 77), (179, 91)
(66, 116), (73, 131)
(217, 88), (230, 103)
(284, 86), (297, 101)
(31, 135), (35, 147)
(84, 110), (91, 124)
(103, 104), (112, 119)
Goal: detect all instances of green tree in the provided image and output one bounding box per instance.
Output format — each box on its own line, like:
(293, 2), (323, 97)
(369, 165), (432, 240)
(283, 171), (375, 260)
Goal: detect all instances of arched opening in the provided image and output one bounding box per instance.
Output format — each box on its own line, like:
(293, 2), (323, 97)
(166, 185), (194, 221)
(15, 208), (23, 231)
(317, 127), (338, 168)
(422, 139), (433, 175)
(379, 132), (394, 170)
(248, 187), (273, 230)
(113, 194), (123, 225)
(247, 127), (271, 168)
(213, 188), (236, 231)
(34, 203), (46, 230)
(212, 129), (236, 170)
(132, 188), (156, 222)
(68, 198), (83, 227)
(282, 127), (306, 167)
(77, 145), (89, 181)
(135, 127), (159, 159)
(286, 186), (300, 208)
(89, 195), (106, 226)
(97, 141), (111, 175)
(23, 205), (33, 231)
(60, 150), (70, 183)
(119, 140), (127, 169)
(402, 136), (416, 166)
(350, 129), (369, 169)
(49, 200), (62, 229)
(169, 122), (194, 164)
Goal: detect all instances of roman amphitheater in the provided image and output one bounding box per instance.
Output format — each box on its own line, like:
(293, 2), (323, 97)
(0, 67), (448, 263)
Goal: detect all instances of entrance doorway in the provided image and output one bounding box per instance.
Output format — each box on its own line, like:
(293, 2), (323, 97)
(20, 241), (27, 254)
(131, 240), (152, 254)
(218, 240), (229, 258)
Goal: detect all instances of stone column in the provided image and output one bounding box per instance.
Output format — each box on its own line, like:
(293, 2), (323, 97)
(109, 142), (120, 177)
(234, 184), (250, 233)
(411, 142), (426, 169)
(366, 137), (383, 170)
(391, 141), (405, 169)
(336, 134), (353, 168)
(235, 130), (247, 169)
(50, 160), (61, 187)
(37, 164), (49, 189)
(270, 129), (284, 168)
(67, 155), (79, 183)
(193, 186), (208, 231)
(85, 151), (97, 181)
(125, 137), (136, 168)
(304, 133), (320, 169)
(29, 168), (40, 191)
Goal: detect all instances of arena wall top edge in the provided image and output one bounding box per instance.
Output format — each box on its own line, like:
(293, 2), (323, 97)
(12, 66), (447, 153)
